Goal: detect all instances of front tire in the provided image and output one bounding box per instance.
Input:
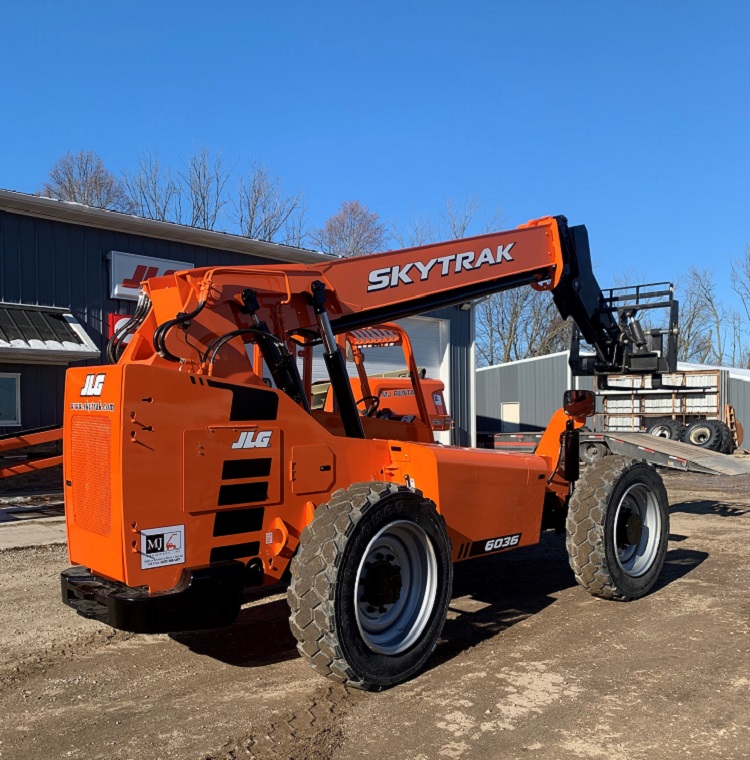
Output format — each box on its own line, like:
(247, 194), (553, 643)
(566, 457), (669, 600)
(288, 482), (453, 690)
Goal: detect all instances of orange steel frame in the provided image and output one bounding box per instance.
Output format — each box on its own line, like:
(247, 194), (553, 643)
(63, 216), (586, 595)
(0, 427), (63, 479)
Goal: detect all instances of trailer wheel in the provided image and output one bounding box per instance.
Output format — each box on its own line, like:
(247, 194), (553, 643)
(287, 482), (453, 690)
(566, 456), (669, 600)
(684, 420), (723, 451)
(580, 440), (608, 465)
(646, 418), (685, 441)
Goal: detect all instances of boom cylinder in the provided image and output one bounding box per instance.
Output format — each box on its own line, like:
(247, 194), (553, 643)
(311, 281), (365, 439)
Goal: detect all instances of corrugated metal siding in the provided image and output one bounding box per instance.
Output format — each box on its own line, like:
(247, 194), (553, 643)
(477, 352), (750, 437)
(729, 377), (750, 435)
(0, 210), (473, 437)
(477, 352), (570, 433)
(426, 305), (472, 446)
(0, 210), (271, 355)
(0, 210), (271, 434)
(0, 362), (65, 431)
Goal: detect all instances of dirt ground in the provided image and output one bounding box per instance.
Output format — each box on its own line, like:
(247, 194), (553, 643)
(0, 470), (748, 760)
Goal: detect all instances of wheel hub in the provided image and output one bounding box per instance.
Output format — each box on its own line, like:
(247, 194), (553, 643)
(616, 508), (643, 547)
(354, 520), (438, 655)
(613, 483), (662, 577)
(625, 512), (643, 545)
(361, 556), (402, 611)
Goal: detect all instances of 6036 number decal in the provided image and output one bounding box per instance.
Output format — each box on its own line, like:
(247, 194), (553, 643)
(458, 532), (523, 559)
(484, 533), (521, 552)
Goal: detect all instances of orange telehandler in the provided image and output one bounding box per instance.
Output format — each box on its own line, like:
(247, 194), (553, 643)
(61, 215), (675, 689)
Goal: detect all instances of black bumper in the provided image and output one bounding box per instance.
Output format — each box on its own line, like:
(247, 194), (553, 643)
(61, 562), (245, 634)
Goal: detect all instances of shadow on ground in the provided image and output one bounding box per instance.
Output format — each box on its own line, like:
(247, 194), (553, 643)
(671, 499), (750, 517)
(171, 532), (707, 672)
(651, 546), (708, 593)
(432, 533), (706, 668)
(171, 598), (297, 667)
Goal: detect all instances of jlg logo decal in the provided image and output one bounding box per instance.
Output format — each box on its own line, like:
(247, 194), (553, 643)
(367, 243), (516, 292)
(80, 373), (106, 397)
(231, 431), (273, 449)
(120, 264), (178, 290)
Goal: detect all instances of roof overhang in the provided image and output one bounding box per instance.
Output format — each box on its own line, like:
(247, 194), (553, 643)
(0, 303), (100, 364)
(0, 188), (331, 265)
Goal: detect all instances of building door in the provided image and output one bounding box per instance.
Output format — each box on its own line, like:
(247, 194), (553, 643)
(501, 402), (521, 432)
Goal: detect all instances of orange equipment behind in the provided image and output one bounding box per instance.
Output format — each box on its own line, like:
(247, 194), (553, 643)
(317, 324), (451, 431)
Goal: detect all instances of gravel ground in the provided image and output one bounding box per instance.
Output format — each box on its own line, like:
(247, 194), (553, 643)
(0, 470), (748, 760)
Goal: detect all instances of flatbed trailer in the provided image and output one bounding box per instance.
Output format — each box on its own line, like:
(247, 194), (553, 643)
(479, 431), (750, 476)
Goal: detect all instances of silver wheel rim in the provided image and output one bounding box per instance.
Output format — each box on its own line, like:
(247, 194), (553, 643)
(689, 426), (710, 445)
(613, 483), (661, 577)
(650, 425), (671, 439)
(583, 443), (603, 461)
(354, 520), (437, 655)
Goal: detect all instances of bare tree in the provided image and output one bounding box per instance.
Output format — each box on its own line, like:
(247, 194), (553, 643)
(439, 196), (504, 239)
(122, 151), (180, 222)
(443, 196), (480, 239)
(235, 162), (306, 243)
(40, 150), (131, 211)
(391, 197), (504, 250)
(731, 244), (750, 322)
(674, 267), (740, 365)
(475, 287), (572, 367)
(475, 289), (529, 366)
(311, 200), (389, 257)
(282, 204), (310, 248)
(178, 147), (232, 230)
(390, 215), (438, 249)
(730, 245), (750, 367)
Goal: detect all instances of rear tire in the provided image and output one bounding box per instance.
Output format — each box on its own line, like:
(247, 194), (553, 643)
(646, 418), (685, 441)
(684, 419), (723, 451)
(288, 482), (453, 690)
(566, 457), (669, 600)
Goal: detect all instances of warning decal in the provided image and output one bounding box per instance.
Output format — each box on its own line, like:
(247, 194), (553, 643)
(140, 525), (186, 570)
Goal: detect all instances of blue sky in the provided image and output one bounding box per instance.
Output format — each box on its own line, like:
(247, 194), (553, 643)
(1, 1), (748, 298)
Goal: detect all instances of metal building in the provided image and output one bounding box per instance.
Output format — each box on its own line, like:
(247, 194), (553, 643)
(477, 352), (580, 433)
(477, 351), (750, 437)
(0, 189), (475, 445)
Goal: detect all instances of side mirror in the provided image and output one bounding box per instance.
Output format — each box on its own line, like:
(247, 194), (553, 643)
(563, 389), (595, 418)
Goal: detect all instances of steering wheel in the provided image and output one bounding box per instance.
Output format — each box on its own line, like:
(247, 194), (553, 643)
(354, 395), (380, 417)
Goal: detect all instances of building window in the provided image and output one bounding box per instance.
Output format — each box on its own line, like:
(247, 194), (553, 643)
(0, 373), (21, 426)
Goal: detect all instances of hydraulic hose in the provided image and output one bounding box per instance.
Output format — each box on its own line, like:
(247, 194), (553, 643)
(153, 300), (207, 363)
(106, 291), (152, 364)
(204, 327), (311, 412)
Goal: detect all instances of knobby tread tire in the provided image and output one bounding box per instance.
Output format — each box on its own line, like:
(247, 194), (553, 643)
(565, 456), (668, 601)
(684, 419), (723, 451)
(714, 421), (734, 454)
(287, 481), (451, 690)
(646, 418), (685, 441)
